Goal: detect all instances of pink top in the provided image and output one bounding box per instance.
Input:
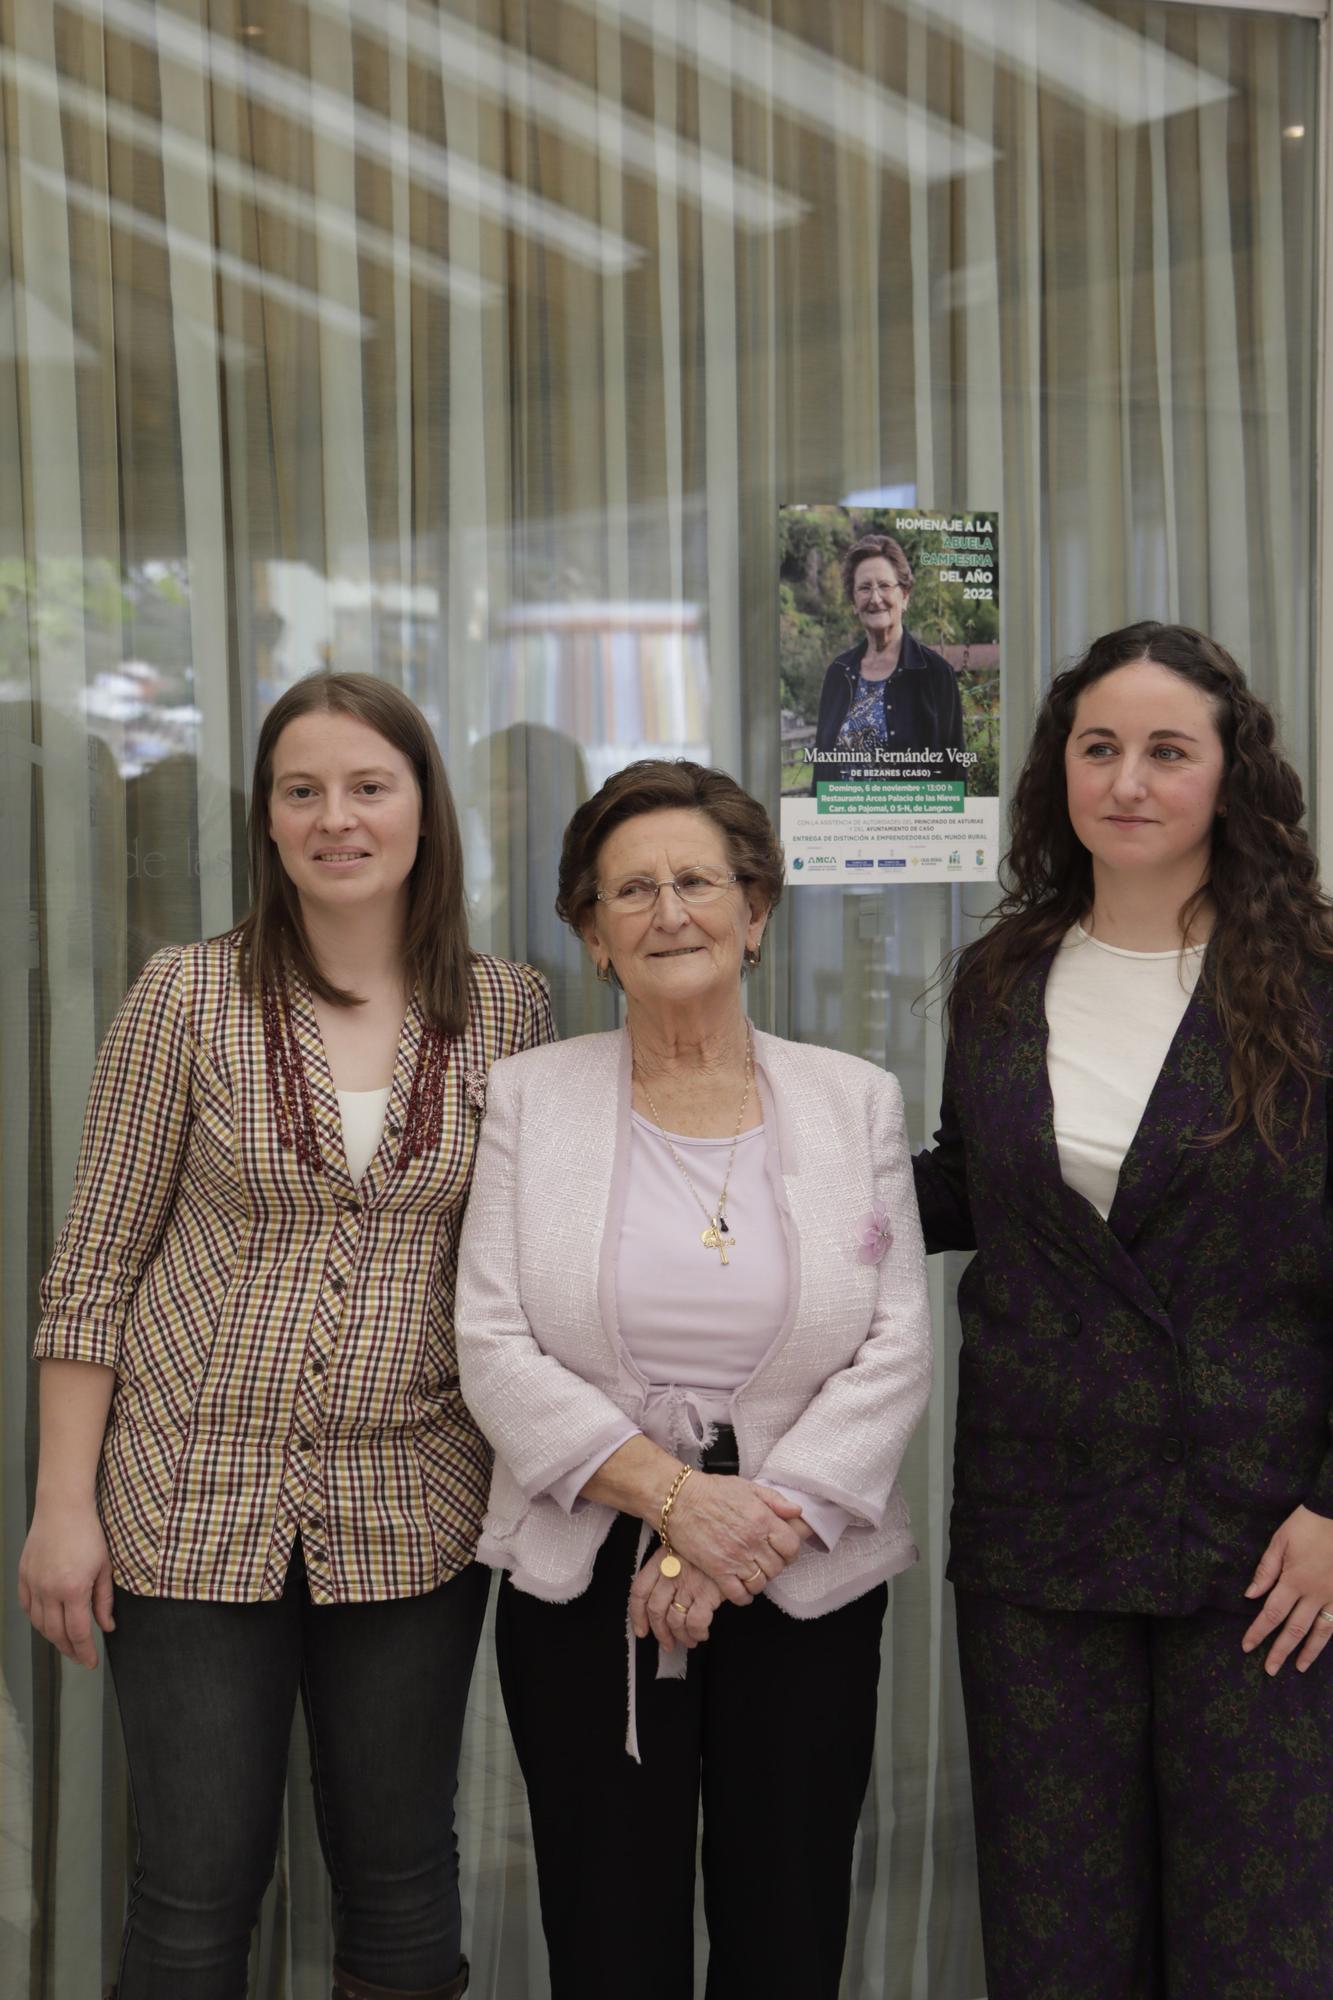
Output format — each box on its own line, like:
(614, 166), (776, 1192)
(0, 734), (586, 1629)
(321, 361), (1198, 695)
(551, 1114), (853, 1550)
(621, 1114), (787, 1386)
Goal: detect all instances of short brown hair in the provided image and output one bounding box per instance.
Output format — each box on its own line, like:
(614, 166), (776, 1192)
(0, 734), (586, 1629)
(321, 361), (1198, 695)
(841, 533), (914, 604)
(556, 760), (784, 937)
(235, 672), (473, 1035)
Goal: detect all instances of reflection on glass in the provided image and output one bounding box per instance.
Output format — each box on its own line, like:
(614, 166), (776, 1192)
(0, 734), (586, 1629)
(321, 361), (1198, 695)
(0, 2), (1321, 1994)
(491, 600), (710, 791)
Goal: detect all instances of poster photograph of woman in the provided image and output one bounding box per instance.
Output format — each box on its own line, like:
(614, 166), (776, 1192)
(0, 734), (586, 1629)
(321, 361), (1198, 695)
(779, 503), (1001, 885)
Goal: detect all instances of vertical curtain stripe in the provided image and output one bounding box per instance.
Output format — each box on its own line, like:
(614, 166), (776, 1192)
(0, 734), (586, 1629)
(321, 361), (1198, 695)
(13, 14), (103, 1985)
(698, 41), (743, 777)
(1196, 14), (1249, 644)
(652, 46), (686, 610)
(309, 6), (373, 657)
(159, 0), (236, 942)
(1147, 11), (1183, 618)
(1251, 22), (1299, 709)
(905, 17), (936, 506)
(594, 18), (631, 608)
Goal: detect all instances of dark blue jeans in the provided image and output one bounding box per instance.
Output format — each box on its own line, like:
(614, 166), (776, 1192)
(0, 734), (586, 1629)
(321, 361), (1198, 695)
(104, 1541), (489, 1998)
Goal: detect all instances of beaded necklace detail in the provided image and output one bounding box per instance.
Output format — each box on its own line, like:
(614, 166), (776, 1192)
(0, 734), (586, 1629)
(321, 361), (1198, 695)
(397, 1020), (452, 1166)
(262, 976), (453, 1175)
(262, 977), (324, 1172)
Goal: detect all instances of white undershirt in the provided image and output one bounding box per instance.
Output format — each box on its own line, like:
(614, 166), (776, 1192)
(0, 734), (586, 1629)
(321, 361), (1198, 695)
(336, 1087), (391, 1183)
(1044, 925), (1205, 1219)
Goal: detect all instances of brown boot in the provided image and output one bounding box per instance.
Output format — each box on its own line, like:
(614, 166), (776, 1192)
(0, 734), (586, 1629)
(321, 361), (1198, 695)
(331, 1960), (468, 2000)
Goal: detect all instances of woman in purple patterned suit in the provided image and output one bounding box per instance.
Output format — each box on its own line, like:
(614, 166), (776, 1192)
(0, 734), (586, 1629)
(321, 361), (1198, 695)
(915, 622), (1333, 1997)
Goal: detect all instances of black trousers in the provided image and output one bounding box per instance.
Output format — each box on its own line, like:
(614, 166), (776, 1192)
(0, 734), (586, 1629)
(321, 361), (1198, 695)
(105, 1541), (489, 1998)
(496, 1514), (887, 2000)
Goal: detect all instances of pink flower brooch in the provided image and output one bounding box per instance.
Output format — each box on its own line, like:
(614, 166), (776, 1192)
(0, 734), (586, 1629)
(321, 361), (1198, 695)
(856, 1203), (893, 1265)
(463, 1069), (488, 1118)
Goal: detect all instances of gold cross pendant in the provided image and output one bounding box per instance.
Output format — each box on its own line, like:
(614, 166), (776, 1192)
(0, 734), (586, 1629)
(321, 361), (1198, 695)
(700, 1219), (736, 1265)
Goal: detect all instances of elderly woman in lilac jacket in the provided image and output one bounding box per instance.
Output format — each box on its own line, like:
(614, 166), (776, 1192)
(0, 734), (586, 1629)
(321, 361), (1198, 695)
(456, 759), (931, 2000)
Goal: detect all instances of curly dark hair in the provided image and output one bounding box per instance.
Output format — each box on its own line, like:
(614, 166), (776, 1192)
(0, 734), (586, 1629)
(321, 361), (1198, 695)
(951, 621), (1333, 1150)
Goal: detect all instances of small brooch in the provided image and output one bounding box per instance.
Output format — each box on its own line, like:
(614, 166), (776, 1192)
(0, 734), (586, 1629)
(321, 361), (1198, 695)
(463, 1069), (488, 1117)
(856, 1203), (893, 1265)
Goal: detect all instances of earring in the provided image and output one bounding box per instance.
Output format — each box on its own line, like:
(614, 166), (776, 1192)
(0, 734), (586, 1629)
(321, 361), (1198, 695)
(743, 944), (762, 970)
(595, 960), (613, 985)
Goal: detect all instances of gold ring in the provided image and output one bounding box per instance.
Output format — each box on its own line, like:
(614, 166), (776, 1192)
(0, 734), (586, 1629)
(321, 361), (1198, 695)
(670, 1600), (687, 1616)
(1319, 1608), (1333, 1626)
(746, 1563), (764, 1584)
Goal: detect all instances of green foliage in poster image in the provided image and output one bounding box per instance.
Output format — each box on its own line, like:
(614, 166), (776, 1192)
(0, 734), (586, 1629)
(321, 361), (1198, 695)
(779, 504), (999, 798)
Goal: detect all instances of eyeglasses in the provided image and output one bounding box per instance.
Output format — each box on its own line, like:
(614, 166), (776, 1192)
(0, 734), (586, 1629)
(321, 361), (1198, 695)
(595, 867), (740, 915)
(853, 580), (901, 602)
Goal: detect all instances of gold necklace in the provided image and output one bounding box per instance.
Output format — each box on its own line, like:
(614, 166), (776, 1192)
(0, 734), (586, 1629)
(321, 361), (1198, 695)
(634, 1032), (754, 1267)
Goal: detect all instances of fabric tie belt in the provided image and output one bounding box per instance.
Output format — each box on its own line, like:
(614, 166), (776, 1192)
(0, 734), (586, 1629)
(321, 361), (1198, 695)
(623, 1389), (737, 1761)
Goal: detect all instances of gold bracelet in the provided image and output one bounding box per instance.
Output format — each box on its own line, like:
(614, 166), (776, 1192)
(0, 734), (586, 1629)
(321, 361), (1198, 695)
(657, 1464), (693, 1579)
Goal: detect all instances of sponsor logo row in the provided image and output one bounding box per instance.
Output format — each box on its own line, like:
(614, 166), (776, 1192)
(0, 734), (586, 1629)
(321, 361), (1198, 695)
(792, 848), (988, 873)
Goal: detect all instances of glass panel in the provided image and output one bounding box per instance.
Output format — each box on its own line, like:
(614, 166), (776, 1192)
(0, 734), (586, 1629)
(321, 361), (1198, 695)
(1, 2), (1319, 1994)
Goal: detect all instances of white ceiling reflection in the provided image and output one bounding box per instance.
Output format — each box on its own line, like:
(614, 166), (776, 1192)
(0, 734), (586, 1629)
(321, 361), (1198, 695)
(302, 0), (808, 232)
(0, 279), (99, 363)
(32, 0), (1234, 333)
(23, 161), (373, 338)
(889, 0), (1233, 125)
(1, 50), (498, 311)
(58, 0), (643, 273)
(561, 0), (998, 179)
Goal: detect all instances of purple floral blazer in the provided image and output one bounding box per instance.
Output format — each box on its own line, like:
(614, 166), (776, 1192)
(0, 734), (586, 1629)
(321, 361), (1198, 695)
(914, 946), (1333, 1618)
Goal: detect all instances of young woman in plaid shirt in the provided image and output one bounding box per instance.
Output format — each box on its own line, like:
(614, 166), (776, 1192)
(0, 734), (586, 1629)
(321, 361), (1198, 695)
(19, 674), (554, 2000)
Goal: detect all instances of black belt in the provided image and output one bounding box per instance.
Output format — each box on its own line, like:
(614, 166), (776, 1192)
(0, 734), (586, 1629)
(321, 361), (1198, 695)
(700, 1423), (740, 1475)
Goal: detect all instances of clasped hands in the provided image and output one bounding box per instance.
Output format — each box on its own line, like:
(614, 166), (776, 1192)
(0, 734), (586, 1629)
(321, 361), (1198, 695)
(629, 1471), (811, 1653)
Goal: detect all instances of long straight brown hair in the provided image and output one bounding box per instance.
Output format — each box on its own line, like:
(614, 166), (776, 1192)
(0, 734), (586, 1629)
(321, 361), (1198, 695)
(235, 672), (473, 1036)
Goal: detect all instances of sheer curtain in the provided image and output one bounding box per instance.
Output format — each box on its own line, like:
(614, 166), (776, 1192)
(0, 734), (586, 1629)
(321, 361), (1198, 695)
(0, 2), (1319, 1995)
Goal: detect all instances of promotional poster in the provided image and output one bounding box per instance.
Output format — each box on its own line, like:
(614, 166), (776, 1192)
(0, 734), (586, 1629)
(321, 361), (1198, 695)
(779, 504), (1000, 885)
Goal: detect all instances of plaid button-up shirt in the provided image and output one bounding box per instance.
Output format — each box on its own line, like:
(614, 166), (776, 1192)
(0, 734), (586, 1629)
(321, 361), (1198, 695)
(34, 936), (555, 1604)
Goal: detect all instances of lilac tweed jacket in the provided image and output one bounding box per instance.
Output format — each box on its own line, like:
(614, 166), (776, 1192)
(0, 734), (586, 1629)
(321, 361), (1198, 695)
(455, 1026), (933, 1617)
